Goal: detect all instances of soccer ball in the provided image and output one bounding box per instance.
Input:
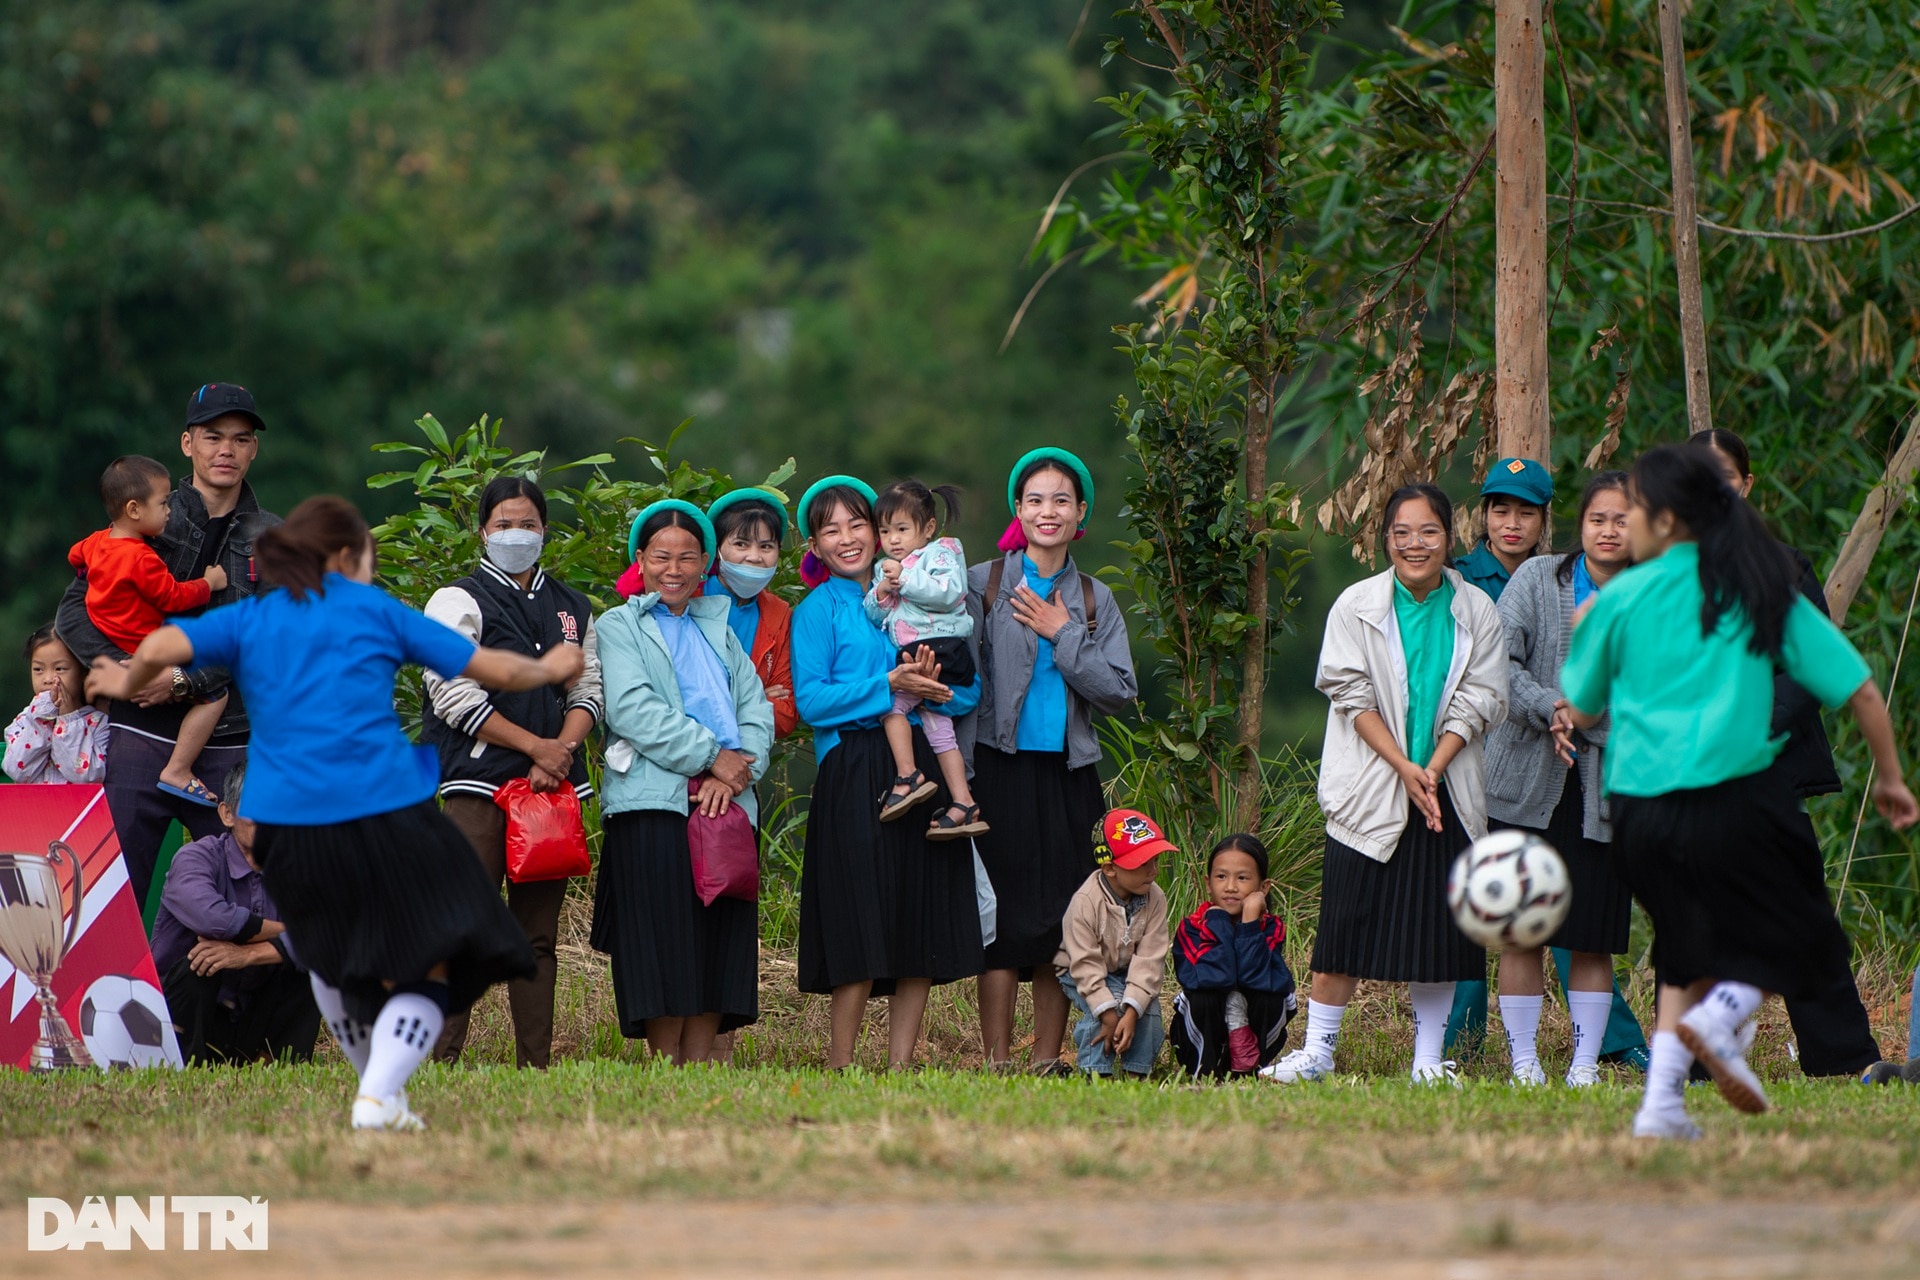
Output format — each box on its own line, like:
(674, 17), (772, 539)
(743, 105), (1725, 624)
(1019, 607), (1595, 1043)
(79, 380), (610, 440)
(78, 975), (180, 1070)
(1447, 831), (1571, 949)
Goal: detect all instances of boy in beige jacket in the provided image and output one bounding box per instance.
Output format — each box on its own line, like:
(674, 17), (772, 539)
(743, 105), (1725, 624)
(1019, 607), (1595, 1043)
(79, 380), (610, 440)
(1053, 808), (1173, 1077)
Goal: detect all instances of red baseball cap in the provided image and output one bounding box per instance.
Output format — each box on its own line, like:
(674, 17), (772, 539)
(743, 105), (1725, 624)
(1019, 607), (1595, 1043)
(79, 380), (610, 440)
(1094, 808), (1178, 870)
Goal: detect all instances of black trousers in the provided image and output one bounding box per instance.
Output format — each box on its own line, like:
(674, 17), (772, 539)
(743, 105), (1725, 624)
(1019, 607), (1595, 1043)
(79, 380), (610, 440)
(1169, 988), (1294, 1080)
(104, 729), (246, 912)
(1784, 970), (1881, 1076)
(163, 958), (321, 1066)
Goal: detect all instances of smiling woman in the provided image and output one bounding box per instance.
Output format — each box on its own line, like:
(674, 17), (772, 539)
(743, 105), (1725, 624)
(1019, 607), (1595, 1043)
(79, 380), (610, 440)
(789, 475), (985, 1070)
(1263, 482), (1509, 1089)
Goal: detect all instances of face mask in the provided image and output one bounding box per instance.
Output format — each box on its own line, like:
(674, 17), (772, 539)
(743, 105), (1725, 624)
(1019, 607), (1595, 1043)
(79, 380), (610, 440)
(717, 557), (777, 599)
(484, 529), (544, 576)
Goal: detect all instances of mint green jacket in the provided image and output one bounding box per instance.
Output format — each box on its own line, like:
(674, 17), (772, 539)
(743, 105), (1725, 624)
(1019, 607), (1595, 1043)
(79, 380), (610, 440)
(597, 593), (773, 824)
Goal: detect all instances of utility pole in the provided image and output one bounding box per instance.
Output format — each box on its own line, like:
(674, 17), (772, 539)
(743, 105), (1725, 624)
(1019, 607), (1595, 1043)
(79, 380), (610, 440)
(1494, 0), (1550, 463)
(1657, 0), (1714, 434)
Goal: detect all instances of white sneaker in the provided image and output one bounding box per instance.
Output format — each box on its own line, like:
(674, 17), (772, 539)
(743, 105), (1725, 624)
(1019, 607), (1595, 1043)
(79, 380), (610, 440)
(1631, 1108), (1703, 1141)
(1677, 1008), (1770, 1115)
(1258, 1048), (1332, 1083)
(1411, 1060), (1462, 1088)
(1564, 1063), (1603, 1088)
(1510, 1059), (1546, 1087)
(352, 1092), (427, 1132)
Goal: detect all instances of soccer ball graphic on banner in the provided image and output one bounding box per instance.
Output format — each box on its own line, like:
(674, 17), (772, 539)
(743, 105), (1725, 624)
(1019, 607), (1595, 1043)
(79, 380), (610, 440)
(78, 975), (179, 1070)
(1447, 831), (1571, 949)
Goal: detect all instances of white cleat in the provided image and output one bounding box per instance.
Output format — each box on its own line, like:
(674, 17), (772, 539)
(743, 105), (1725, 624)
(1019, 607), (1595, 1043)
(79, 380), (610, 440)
(1564, 1063), (1603, 1088)
(1677, 1009), (1770, 1115)
(1257, 1048), (1333, 1084)
(1511, 1059), (1547, 1087)
(1631, 1108), (1703, 1141)
(352, 1092), (427, 1132)
(1411, 1060), (1463, 1088)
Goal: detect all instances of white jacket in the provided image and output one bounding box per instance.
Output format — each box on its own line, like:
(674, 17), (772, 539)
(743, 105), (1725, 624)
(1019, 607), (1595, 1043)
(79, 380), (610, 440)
(1315, 566), (1509, 861)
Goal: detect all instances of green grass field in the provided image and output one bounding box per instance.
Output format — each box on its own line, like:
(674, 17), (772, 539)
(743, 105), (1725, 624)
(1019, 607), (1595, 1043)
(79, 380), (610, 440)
(7, 1058), (1920, 1206)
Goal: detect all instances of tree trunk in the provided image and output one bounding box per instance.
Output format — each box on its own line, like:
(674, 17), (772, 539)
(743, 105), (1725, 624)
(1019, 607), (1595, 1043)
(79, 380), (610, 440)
(1657, 0), (1714, 434)
(1494, 0), (1550, 463)
(1235, 384), (1272, 833)
(1826, 408), (1920, 625)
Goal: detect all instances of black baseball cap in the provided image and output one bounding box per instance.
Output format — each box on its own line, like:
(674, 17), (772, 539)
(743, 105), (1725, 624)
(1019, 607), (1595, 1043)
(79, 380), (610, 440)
(184, 382), (266, 431)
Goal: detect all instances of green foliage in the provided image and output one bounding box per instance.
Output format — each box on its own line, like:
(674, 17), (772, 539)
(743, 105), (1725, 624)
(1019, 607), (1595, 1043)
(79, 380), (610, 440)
(1283, 0), (1920, 928)
(1035, 1), (1336, 821)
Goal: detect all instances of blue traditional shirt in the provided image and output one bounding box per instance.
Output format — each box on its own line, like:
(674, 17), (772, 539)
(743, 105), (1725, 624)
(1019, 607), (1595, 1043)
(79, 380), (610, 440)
(1014, 557), (1069, 751)
(651, 602), (743, 750)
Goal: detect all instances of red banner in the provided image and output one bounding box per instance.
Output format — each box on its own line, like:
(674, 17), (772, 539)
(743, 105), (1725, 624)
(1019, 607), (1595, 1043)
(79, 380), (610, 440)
(0, 785), (183, 1072)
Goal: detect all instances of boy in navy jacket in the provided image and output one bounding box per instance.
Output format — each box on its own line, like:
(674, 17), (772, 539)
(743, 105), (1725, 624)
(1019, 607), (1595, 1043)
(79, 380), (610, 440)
(1171, 833), (1297, 1079)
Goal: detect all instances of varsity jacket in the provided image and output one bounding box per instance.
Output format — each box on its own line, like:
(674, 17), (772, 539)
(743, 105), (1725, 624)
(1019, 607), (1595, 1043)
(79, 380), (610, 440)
(1173, 906), (1295, 997)
(422, 560), (603, 801)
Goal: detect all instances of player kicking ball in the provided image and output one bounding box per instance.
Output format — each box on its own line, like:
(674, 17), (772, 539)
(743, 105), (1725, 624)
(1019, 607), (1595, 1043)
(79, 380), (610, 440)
(1556, 446), (1917, 1139)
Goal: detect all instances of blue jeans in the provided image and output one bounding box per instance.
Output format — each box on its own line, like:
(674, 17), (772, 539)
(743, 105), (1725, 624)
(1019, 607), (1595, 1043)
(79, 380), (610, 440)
(1909, 965), (1920, 1060)
(1059, 971), (1164, 1076)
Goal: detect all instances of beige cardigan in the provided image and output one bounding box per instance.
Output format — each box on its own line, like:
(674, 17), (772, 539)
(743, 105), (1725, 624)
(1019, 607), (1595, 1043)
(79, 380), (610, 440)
(1314, 566), (1509, 861)
(1054, 870), (1169, 1017)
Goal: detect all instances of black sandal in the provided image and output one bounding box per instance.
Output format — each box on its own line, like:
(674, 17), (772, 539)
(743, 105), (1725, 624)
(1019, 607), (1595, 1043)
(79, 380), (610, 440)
(877, 770), (939, 822)
(926, 802), (990, 840)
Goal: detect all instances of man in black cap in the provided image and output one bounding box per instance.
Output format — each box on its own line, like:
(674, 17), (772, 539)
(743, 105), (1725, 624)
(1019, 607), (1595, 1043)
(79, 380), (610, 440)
(57, 384), (282, 913)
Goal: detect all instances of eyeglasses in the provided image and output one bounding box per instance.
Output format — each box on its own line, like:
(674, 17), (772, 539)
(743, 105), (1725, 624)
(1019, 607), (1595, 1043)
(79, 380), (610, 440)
(1387, 528), (1447, 549)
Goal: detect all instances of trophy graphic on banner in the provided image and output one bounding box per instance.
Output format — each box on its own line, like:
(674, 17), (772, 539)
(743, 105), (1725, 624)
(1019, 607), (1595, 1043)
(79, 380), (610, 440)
(0, 840), (93, 1071)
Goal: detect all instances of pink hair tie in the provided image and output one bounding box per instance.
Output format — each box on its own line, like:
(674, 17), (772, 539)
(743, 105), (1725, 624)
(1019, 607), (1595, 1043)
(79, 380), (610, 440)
(615, 561), (645, 599)
(800, 550), (830, 587)
(1073, 527), (1085, 541)
(997, 518), (1028, 552)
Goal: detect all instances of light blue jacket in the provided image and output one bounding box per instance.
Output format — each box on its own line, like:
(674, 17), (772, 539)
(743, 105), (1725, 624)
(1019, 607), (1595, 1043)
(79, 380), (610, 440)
(597, 593), (773, 824)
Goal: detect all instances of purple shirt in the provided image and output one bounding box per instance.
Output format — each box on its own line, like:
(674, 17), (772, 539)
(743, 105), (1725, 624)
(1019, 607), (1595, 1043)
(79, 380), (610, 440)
(151, 832), (285, 1004)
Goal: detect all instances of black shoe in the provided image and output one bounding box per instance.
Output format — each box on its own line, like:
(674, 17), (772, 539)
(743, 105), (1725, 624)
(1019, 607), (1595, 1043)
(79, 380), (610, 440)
(1861, 1060), (1905, 1085)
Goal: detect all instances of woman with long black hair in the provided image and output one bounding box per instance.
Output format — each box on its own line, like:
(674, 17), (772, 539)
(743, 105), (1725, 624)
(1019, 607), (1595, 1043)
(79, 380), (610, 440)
(1685, 427), (1885, 1078)
(1560, 445), (1917, 1138)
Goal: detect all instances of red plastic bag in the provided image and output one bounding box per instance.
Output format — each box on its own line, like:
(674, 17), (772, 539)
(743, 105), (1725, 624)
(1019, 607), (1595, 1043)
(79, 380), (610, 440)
(687, 776), (759, 905)
(493, 777), (591, 883)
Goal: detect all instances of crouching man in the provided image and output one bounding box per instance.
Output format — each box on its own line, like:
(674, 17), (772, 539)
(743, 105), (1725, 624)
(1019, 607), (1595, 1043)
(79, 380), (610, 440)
(152, 761), (320, 1064)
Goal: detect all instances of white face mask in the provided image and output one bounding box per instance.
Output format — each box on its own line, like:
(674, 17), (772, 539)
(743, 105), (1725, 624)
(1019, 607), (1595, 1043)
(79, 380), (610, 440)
(484, 528), (544, 576)
(716, 557), (778, 600)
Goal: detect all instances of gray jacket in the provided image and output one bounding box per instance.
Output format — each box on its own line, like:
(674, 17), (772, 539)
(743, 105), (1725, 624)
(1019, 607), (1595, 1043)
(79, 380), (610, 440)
(959, 551), (1137, 771)
(1483, 554), (1611, 841)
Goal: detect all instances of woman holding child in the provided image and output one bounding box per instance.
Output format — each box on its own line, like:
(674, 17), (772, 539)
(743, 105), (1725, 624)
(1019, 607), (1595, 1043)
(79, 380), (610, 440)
(791, 476), (983, 1070)
(1264, 482), (1508, 1087)
(591, 501), (773, 1064)
(966, 448), (1139, 1072)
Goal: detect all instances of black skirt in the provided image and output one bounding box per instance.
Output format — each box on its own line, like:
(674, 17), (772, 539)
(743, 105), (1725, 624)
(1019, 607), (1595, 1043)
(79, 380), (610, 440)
(255, 801), (536, 1025)
(969, 746), (1105, 973)
(1310, 786), (1485, 983)
(797, 725), (985, 996)
(589, 809), (758, 1035)
(1609, 770), (1850, 999)
(1496, 766), (1633, 955)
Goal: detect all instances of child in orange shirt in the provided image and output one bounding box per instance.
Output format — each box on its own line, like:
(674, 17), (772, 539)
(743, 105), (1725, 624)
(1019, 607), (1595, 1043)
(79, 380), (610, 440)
(68, 455), (229, 805)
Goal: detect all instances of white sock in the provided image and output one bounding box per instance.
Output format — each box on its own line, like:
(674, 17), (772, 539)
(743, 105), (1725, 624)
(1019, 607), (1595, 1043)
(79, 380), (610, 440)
(1639, 1029), (1693, 1117)
(1408, 982), (1456, 1070)
(1225, 991), (1250, 1031)
(1695, 981), (1764, 1034)
(1303, 999), (1345, 1065)
(310, 975), (372, 1078)
(1499, 994), (1543, 1073)
(358, 992), (446, 1102)
(1566, 990), (1613, 1072)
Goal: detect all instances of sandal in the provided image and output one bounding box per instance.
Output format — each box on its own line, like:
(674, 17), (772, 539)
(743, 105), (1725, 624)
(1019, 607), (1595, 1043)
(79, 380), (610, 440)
(877, 770), (938, 822)
(926, 803), (990, 841)
(157, 777), (220, 808)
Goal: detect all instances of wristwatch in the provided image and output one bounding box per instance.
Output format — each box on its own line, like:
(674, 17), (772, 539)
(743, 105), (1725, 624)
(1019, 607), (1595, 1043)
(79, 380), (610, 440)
(170, 667), (190, 700)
